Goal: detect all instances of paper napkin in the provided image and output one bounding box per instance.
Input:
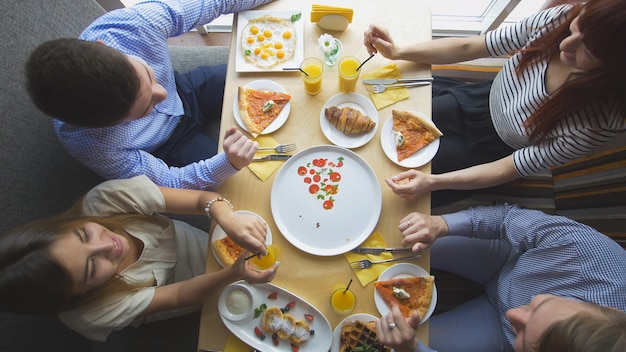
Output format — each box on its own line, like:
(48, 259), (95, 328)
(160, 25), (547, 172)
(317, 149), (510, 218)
(362, 64), (410, 110)
(224, 333), (251, 352)
(247, 135), (288, 181)
(344, 231), (395, 286)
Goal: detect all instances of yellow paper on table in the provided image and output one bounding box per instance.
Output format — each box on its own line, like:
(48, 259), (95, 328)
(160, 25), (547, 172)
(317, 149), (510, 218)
(224, 333), (251, 352)
(344, 231), (394, 286)
(362, 64), (410, 110)
(247, 135), (288, 181)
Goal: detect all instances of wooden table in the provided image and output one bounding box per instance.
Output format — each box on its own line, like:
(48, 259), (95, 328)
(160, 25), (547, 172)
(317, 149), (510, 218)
(199, 0), (432, 350)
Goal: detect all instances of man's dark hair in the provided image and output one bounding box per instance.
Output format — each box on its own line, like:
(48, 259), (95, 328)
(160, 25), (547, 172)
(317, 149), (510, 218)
(25, 38), (140, 127)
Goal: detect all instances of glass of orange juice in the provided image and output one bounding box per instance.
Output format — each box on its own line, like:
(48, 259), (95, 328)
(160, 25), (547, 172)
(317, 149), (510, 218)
(330, 286), (356, 315)
(338, 56), (361, 93)
(300, 57), (324, 95)
(249, 244), (280, 271)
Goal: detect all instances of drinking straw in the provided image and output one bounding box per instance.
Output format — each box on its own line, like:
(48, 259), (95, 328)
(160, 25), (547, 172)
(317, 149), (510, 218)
(356, 54), (375, 71)
(282, 67), (308, 76)
(343, 279), (353, 293)
(244, 252), (261, 261)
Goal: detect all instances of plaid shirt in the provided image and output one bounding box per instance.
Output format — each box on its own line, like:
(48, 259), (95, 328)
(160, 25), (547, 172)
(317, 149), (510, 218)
(54, 0), (272, 189)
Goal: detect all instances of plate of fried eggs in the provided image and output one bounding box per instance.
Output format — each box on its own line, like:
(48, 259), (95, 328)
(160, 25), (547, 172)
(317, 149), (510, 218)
(236, 10), (304, 72)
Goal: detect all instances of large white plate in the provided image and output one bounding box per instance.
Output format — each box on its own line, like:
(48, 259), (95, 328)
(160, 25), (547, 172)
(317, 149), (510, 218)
(210, 210), (273, 267)
(380, 111), (440, 168)
(233, 79), (291, 135)
(374, 263), (437, 325)
(271, 145), (382, 256)
(331, 313), (380, 352)
(218, 280), (332, 352)
(320, 93), (379, 149)
(235, 10), (305, 72)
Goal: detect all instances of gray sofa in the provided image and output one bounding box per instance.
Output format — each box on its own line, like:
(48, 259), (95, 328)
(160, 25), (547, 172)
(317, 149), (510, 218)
(0, 0), (228, 350)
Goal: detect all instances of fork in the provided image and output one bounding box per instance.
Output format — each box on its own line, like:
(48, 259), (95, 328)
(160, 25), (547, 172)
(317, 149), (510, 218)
(257, 143), (296, 153)
(365, 81), (431, 94)
(349, 254), (421, 270)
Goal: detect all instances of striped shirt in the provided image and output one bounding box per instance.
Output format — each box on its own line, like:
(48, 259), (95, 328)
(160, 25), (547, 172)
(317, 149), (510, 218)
(53, 0), (273, 190)
(486, 5), (624, 177)
(442, 204), (626, 348)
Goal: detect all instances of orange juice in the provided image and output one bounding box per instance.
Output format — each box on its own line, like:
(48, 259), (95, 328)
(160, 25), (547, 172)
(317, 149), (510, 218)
(330, 288), (356, 314)
(250, 245), (279, 271)
(338, 56), (361, 92)
(300, 57), (323, 95)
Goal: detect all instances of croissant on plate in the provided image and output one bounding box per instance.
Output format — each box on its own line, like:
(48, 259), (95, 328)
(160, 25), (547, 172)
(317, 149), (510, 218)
(325, 106), (376, 135)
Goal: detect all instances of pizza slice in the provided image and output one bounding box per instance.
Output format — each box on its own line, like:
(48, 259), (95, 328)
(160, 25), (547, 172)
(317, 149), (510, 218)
(374, 276), (435, 320)
(238, 86), (291, 137)
(211, 236), (244, 266)
(392, 110), (442, 162)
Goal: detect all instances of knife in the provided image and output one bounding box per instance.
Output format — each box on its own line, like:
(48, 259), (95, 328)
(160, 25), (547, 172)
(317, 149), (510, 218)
(351, 247), (414, 254)
(362, 77), (433, 85)
(252, 154), (292, 161)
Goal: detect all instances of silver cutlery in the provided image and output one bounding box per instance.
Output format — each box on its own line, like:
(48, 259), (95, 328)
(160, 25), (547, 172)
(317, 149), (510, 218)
(256, 143), (296, 153)
(362, 77), (433, 85)
(349, 254), (422, 270)
(252, 154), (292, 161)
(351, 247), (414, 255)
(365, 81), (431, 94)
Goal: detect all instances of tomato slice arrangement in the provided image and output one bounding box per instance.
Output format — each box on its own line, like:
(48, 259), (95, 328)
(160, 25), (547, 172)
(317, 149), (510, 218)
(296, 156), (345, 210)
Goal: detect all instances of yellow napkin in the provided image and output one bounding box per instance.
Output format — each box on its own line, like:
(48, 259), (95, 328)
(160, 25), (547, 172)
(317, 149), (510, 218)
(344, 231), (394, 286)
(362, 64), (410, 110)
(247, 135), (288, 181)
(311, 4), (354, 22)
(224, 333), (251, 352)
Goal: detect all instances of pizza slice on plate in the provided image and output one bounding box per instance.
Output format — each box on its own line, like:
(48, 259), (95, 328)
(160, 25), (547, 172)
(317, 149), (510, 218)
(374, 276), (435, 320)
(392, 110), (442, 162)
(238, 86), (291, 137)
(211, 236), (244, 266)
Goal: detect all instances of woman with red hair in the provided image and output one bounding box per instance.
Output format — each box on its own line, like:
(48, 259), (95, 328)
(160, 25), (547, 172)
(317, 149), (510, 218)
(364, 0), (625, 207)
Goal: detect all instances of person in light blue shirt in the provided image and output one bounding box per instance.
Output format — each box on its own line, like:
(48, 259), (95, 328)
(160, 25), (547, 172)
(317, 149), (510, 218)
(376, 204), (626, 352)
(25, 0), (275, 190)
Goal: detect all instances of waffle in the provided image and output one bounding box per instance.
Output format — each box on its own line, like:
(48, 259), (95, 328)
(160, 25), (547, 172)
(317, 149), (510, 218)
(339, 320), (391, 352)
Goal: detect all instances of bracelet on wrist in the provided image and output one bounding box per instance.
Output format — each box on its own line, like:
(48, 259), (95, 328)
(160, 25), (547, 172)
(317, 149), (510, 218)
(204, 197), (234, 219)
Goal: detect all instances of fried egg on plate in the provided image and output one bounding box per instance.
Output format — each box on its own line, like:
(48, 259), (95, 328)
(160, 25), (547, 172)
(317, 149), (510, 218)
(241, 15), (296, 68)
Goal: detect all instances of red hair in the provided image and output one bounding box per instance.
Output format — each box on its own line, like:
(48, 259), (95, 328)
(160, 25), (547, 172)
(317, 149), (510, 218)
(516, 0), (626, 140)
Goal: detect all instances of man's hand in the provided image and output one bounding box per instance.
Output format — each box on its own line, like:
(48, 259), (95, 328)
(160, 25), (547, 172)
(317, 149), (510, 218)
(223, 126), (258, 170)
(399, 212), (448, 252)
(375, 304), (421, 352)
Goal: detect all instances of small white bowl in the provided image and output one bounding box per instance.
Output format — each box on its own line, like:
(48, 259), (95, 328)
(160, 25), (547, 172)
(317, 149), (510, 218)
(317, 15), (350, 31)
(218, 282), (257, 321)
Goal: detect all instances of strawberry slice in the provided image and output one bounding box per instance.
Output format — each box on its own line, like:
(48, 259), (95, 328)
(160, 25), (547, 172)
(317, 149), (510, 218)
(272, 333), (280, 346)
(267, 292), (278, 299)
(304, 313), (314, 322)
(254, 326), (265, 340)
(286, 301), (296, 309)
(290, 343), (300, 352)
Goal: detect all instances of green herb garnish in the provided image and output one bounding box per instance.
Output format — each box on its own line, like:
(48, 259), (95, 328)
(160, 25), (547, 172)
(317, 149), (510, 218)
(290, 13), (301, 22)
(253, 303), (267, 318)
(244, 49), (251, 56)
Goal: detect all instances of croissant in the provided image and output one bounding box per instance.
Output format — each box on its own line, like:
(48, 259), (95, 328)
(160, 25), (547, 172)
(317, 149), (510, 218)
(325, 106), (376, 135)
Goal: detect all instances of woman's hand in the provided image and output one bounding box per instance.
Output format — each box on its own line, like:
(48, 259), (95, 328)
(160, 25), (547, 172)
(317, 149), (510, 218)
(385, 169), (432, 200)
(398, 212), (448, 252)
(231, 250), (279, 284)
(363, 25), (398, 59)
(219, 213), (268, 256)
(375, 304), (421, 352)
(223, 126), (258, 170)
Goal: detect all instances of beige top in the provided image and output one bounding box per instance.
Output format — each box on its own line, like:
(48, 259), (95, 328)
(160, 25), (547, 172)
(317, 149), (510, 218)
(58, 175), (208, 341)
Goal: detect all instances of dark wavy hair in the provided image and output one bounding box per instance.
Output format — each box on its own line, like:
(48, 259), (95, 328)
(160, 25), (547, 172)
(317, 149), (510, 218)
(536, 304), (626, 352)
(516, 0), (626, 140)
(25, 38), (140, 127)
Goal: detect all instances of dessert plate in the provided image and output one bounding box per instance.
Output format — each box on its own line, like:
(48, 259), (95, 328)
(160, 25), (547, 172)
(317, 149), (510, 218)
(233, 79), (291, 136)
(380, 111), (440, 168)
(211, 210), (272, 267)
(330, 313), (380, 352)
(320, 93), (379, 149)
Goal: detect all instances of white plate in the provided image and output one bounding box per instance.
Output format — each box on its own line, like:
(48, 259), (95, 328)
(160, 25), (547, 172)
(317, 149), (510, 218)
(233, 79), (291, 135)
(211, 210), (273, 267)
(270, 145), (382, 256)
(235, 10), (305, 72)
(330, 313), (380, 352)
(218, 280), (332, 352)
(380, 111), (440, 168)
(320, 93), (379, 149)
(374, 263), (437, 325)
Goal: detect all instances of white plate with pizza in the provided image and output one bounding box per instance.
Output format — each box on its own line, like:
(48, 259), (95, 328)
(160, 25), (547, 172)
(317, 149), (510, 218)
(320, 93), (379, 149)
(270, 145), (382, 256)
(235, 10), (305, 72)
(218, 280), (332, 352)
(211, 210), (273, 267)
(374, 263), (437, 325)
(380, 111), (441, 168)
(233, 79), (291, 136)
(331, 313), (385, 352)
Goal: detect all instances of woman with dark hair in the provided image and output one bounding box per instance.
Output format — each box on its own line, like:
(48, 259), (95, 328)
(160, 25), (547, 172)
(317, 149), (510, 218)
(0, 175), (277, 341)
(364, 0), (625, 207)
